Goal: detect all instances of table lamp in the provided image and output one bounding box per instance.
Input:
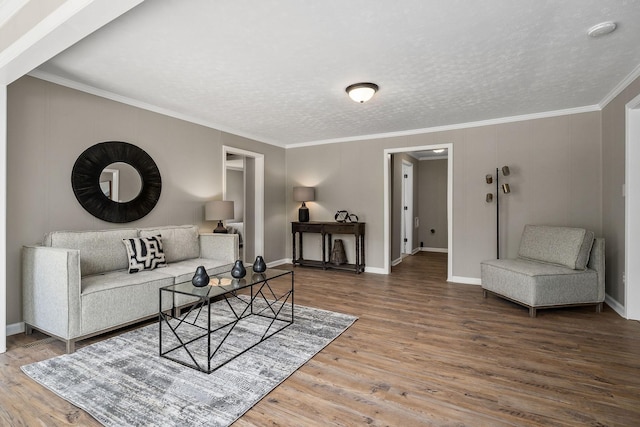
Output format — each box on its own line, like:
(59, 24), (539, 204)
(293, 187), (315, 222)
(205, 200), (235, 233)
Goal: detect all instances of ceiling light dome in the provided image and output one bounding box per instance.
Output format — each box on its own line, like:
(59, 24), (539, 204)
(346, 82), (379, 103)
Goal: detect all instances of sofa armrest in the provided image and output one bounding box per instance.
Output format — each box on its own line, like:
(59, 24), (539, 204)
(199, 233), (239, 263)
(22, 245), (82, 339)
(587, 238), (605, 301)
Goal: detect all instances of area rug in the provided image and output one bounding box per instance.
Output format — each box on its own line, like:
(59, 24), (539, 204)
(21, 299), (357, 427)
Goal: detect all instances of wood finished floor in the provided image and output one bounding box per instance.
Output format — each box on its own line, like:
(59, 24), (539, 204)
(2, 252), (640, 426)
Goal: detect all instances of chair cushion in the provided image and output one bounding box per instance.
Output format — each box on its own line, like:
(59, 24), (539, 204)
(481, 259), (600, 307)
(517, 225), (594, 270)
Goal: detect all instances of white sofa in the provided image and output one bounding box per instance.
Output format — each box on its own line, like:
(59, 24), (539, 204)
(22, 225), (238, 352)
(481, 225), (605, 317)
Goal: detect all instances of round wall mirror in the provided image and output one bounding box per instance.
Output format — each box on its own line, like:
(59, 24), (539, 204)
(99, 162), (143, 203)
(72, 141), (162, 223)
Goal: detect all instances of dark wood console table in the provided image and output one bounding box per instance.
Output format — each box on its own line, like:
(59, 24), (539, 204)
(292, 221), (365, 274)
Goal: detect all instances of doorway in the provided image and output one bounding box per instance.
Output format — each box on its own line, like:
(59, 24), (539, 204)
(222, 146), (264, 263)
(383, 143), (453, 279)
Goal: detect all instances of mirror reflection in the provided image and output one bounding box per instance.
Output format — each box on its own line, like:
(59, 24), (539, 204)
(99, 162), (142, 202)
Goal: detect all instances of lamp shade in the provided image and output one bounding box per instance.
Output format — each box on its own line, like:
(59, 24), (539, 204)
(205, 200), (234, 221)
(293, 187), (315, 202)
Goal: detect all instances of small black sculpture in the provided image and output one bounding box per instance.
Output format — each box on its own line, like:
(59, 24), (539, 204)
(253, 256), (267, 273)
(231, 260), (246, 279)
(191, 265), (210, 287)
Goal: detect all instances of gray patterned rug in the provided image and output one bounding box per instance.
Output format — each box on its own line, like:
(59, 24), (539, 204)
(21, 299), (357, 427)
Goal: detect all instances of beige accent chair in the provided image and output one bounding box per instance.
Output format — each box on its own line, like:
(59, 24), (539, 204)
(481, 225), (605, 317)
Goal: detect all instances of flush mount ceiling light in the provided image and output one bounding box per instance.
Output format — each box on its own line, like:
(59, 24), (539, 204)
(346, 82), (379, 103)
(587, 21), (617, 37)
(433, 149), (445, 154)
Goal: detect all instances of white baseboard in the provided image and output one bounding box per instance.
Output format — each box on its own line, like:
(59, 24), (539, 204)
(267, 258), (289, 268)
(421, 247), (448, 253)
(411, 247), (421, 255)
(6, 322), (25, 336)
(391, 257), (402, 266)
(364, 266), (386, 274)
(605, 294), (625, 318)
(449, 276), (482, 285)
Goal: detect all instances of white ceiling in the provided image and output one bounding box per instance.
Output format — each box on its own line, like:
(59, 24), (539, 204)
(32, 0), (640, 147)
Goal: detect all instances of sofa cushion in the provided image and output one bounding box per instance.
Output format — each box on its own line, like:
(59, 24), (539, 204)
(122, 235), (167, 273)
(159, 258), (234, 284)
(517, 225), (594, 270)
(43, 228), (138, 276)
(138, 225), (200, 263)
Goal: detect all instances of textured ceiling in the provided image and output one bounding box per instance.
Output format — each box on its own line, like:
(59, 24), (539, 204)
(34, 0), (640, 147)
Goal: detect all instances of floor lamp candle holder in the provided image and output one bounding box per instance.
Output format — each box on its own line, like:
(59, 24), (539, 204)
(485, 166), (511, 259)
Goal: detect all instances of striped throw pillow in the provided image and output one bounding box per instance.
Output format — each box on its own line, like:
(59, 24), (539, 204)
(122, 235), (167, 273)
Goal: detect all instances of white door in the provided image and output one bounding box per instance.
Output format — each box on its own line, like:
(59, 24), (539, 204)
(401, 162), (414, 255)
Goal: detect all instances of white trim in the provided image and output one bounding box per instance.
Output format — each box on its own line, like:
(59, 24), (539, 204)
(624, 92), (640, 320)
(365, 266), (386, 275)
(411, 247), (421, 255)
(600, 63), (640, 109)
(605, 294), (625, 318)
(29, 70), (287, 148)
(421, 247), (448, 253)
(0, 0), (143, 85)
(222, 146), (265, 261)
(0, 85), (6, 353)
(449, 276), (482, 286)
(288, 106), (600, 149)
(384, 143), (453, 279)
(391, 257), (403, 267)
(6, 321), (24, 336)
(266, 259), (289, 268)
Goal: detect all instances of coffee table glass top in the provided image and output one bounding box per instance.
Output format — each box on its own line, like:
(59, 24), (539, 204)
(163, 267), (291, 299)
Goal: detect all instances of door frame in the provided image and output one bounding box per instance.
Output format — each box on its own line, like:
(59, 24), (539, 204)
(383, 143), (453, 279)
(625, 93), (640, 320)
(401, 160), (414, 255)
(222, 146), (265, 259)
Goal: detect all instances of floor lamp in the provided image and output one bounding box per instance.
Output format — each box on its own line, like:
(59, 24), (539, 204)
(485, 166), (511, 259)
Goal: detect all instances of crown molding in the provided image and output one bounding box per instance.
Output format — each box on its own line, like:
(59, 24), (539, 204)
(27, 70), (288, 149)
(286, 105), (601, 149)
(599, 63), (640, 109)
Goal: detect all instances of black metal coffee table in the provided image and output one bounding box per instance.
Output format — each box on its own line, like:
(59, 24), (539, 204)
(159, 268), (294, 373)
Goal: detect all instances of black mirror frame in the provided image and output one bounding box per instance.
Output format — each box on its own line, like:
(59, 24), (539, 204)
(71, 141), (162, 223)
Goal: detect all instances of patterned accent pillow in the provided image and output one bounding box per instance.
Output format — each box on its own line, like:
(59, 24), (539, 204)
(122, 235), (167, 274)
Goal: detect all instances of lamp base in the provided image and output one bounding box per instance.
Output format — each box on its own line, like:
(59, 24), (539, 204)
(298, 206), (309, 222)
(213, 220), (228, 233)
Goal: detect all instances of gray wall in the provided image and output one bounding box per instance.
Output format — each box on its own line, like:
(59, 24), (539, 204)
(6, 76), (286, 324)
(602, 75), (640, 305)
(287, 111), (602, 278)
(418, 158), (448, 250)
(226, 168), (244, 221)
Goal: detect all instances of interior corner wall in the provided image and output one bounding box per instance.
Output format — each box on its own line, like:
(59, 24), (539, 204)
(418, 158), (448, 250)
(6, 76), (286, 325)
(602, 75), (640, 306)
(286, 111), (602, 278)
(226, 168), (245, 221)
